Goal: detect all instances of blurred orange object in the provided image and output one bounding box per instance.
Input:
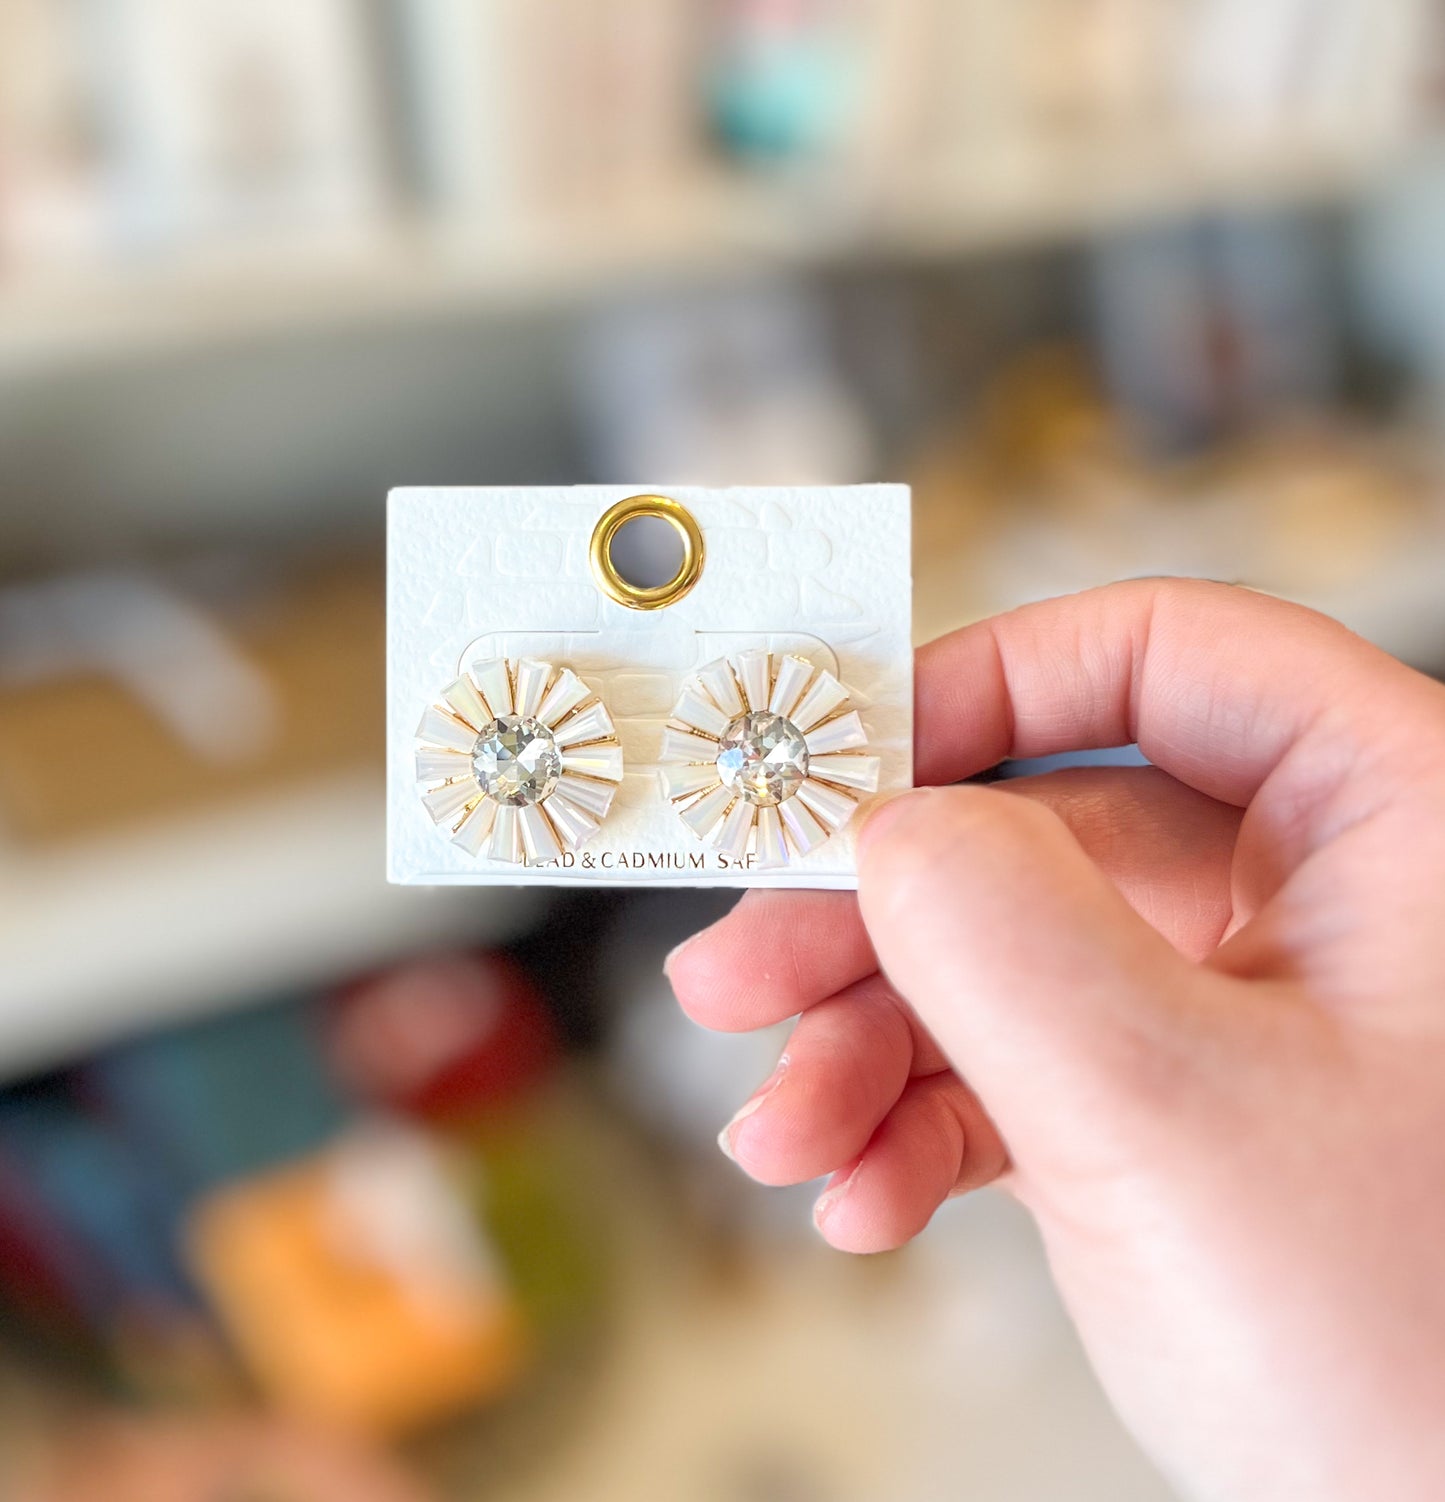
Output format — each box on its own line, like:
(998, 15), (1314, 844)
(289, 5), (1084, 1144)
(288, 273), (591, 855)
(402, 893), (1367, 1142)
(185, 1121), (526, 1437)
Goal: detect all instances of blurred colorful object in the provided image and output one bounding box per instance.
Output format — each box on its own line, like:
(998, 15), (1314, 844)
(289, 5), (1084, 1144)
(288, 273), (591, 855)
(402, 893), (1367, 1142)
(185, 1119), (527, 1436)
(329, 954), (605, 1346)
(19, 1413), (435, 1502)
(329, 953), (557, 1120)
(0, 1084), (194, 1335)
(88, 996), (347, 1197)
(708, 0), (858, 159)
(0, 964), (602, 1436)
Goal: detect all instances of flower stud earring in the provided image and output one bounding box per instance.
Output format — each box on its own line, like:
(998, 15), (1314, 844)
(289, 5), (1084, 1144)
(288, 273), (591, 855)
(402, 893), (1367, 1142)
(415, 658), (623, 864)
(660, 651), (879, 868)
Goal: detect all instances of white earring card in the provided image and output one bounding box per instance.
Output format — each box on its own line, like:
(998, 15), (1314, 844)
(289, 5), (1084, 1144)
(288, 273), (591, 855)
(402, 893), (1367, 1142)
(387, 485), (912, 889)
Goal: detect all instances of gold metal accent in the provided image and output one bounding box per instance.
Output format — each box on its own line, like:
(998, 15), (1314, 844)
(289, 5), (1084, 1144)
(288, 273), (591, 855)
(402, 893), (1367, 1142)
(589, 494), (704, 611)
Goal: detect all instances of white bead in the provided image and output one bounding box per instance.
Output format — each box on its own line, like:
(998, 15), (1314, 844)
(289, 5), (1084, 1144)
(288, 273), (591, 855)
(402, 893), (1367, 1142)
(470, 658), (514, 718)
(512, 658), (552, 719)
(695, 658), (744, 718)
(554, 700), (615, 748)
(415, 747), (470, 783)
(674, 687), (731, 738)
(452, 798), (497, 855)
(443, 676), (491, 732)
(658, 764), (720, 802)
(421, 777), (478, 824)
(488, 804), (521, 862)
(807, 754), (880, 793)
(731, 650), (771, 713)
(755, 806), (788, 868)
(768, 655), (815, 719)
(553, 774), (616, 820)
(796, 778), (856, 832)
(519, 804), (563, 865)
(678, 783), (733, 839)
(561, 743), (624, 782)
(537, 669), (591, 729)
(780, 798), (829, 855)
(804, 710), (867, 755)
(544, 796), (599, 850)
(790, 671), (849, 733)
(712, 798), (754, 861)
(660, 727), (720, 763)
(416, 705), (477, 754)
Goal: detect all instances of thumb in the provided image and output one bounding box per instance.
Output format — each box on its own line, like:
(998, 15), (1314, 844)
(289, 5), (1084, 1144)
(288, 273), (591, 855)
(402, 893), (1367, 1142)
(857, 785), (1205, 1155)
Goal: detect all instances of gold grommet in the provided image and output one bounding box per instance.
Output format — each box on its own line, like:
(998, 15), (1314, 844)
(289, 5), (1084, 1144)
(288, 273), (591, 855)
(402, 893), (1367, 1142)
(589, 494), (705, 611)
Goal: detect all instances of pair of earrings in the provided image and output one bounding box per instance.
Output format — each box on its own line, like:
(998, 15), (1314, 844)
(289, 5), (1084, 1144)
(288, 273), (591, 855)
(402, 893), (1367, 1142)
(414, 650), (880, 869)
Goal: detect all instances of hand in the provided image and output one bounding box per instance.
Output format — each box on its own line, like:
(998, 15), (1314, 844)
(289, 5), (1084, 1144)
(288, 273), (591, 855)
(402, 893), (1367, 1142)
(666, 580), (1445, 1502)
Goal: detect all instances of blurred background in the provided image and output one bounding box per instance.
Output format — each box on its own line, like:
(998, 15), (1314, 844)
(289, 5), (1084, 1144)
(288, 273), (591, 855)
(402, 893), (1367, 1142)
(1, 1), (1443, 1497)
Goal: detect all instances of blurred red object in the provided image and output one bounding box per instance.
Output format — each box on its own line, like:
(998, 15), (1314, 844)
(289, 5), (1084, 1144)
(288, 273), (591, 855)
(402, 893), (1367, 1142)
(328, 953), (557, 1119)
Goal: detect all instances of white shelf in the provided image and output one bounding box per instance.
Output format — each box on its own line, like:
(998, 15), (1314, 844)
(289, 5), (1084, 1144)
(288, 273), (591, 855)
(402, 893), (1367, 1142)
(915, 479), (1445, 668)
(879, 134), (1398, 257)
(0, 771), (545, 1079)
(0, 136), (1409, 376)
(0, 187), (759, 375)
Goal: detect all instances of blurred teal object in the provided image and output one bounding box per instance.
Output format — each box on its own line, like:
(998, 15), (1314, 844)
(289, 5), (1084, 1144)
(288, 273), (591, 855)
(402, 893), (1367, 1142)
(85, 996), (349, 1196)
(0, 1087), (193, 1322)
(708, 2), (857, 159)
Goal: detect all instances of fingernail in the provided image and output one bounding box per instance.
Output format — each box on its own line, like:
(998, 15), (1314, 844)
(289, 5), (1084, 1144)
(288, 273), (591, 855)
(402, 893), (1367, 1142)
(718, 1054), (789, 1162)
(663, 930), (702, 978)
(857, 789), (933, 861)
(812, 1162), (860, 1229)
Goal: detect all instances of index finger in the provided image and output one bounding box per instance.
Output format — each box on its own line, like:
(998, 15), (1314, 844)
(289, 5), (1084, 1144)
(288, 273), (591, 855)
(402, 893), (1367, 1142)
(914, 577), (1427, 803)
(669, 578), (1438, 1031)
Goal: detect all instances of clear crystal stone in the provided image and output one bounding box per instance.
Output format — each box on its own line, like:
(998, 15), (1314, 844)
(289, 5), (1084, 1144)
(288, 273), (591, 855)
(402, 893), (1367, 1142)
(716, 710), (809, 806)
(472, 715), (562, 806)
